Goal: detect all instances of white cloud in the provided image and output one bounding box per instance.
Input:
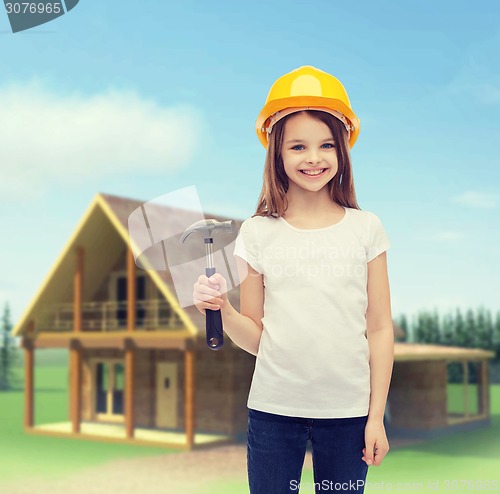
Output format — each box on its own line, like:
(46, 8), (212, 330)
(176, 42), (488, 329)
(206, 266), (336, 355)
(0, 79), (206, 199)
(473, 82), (500, 105)
(451, 190), (498, 209)
(446, 74), (500, 105)
(442, 30), (500, 105)
(433, 230), (464, 241)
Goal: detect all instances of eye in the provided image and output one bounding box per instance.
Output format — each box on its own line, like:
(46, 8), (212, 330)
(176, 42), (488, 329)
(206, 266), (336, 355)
(290, 143), (335, 150)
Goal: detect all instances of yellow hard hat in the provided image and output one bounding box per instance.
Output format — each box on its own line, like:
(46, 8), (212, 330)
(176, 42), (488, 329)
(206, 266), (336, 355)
(256, 65), (360, 149)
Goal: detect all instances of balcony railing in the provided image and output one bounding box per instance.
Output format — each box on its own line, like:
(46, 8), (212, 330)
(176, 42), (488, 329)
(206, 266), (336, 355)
(37, 300), (184, 332)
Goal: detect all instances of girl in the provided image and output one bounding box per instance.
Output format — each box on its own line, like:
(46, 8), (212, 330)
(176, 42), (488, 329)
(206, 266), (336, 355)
(194, 65), (393, 494)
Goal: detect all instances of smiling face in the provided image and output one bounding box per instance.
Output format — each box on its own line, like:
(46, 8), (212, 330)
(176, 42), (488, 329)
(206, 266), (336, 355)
(280, 111), (339, 193)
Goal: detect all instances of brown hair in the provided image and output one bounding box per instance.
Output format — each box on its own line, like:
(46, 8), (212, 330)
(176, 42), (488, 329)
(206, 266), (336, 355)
(252, 110), (361, 218)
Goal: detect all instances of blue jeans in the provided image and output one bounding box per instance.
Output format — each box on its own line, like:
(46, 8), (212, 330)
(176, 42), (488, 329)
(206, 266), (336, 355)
(247, 407), (369, 494)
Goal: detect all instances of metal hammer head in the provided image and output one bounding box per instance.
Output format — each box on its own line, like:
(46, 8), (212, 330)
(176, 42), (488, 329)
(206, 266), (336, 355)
(179, 219), (235, 243)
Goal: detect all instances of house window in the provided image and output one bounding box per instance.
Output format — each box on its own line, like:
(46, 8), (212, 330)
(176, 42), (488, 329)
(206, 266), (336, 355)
(95, 360), (124, 418)
(95, 362), (108, 413)
(447, 360), (484, 421)
(112, 363), (124, 414)
(116, 276), (146, 329)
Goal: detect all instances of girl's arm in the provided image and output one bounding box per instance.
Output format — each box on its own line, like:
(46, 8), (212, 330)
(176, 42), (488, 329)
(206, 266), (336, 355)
(220, 257), (265, 356)
(366, 251), (394, 422)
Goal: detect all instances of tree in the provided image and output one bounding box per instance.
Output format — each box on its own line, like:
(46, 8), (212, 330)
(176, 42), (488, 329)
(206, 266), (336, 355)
(476, 306), (494, 351)
(464, 308), (476, 348)
(441, 312), (455, 346)
(398, 313), (409, 342)
(429, 309), (441, 344)
(494, 310), (500, 360)
(415, 309), (440, 343)
(455, 308), (466, 347)
(0, 302), (21, 391)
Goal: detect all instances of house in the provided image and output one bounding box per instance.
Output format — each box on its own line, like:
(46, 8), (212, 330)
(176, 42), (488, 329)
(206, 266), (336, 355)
(387, 338), (495, 439)
(11, 192), (495, 450)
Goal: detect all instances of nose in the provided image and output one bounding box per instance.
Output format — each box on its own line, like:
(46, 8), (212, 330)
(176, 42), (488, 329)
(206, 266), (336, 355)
(306, 151), (322, 165)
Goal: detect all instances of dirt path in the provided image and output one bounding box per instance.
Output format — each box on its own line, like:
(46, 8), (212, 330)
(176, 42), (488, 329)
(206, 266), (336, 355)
(3, 444), (311, 494)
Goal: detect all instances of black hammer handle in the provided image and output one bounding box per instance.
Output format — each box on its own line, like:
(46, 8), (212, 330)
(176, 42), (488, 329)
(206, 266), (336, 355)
(205, 267), (224, 350)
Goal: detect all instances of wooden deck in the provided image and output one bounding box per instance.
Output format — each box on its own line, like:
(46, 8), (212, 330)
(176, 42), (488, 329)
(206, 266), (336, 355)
(27, 421), (234, 450)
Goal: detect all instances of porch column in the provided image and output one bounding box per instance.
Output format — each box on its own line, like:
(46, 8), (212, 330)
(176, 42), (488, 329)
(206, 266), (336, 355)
(23, 324), (35, 429)
(477, 359), (490, 415)
(125, 340), (135, 439)
(185, 348), (196, 449)
(70, 341), (82, 433)
(71, 246), (84, 433)
(125, 247), (136, 439)
(463, 359), (469, 418)
(127, 246), (136, 331)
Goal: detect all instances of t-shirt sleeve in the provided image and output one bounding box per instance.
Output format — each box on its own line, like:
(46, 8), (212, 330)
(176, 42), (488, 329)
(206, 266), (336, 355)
(233, 219), (263, 274)
(366, 212), (391, 262)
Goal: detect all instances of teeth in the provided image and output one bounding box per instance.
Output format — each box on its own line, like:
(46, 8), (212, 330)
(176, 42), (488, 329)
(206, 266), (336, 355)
(301, 169), (325, 175)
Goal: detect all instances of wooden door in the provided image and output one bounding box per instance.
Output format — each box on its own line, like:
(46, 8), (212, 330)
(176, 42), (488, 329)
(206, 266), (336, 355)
(156, 362), (178, 428)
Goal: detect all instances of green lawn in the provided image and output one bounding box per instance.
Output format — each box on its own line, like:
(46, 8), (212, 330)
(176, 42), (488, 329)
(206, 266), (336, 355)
(0, 362), (181, 485)
(1, 351), (500, 493)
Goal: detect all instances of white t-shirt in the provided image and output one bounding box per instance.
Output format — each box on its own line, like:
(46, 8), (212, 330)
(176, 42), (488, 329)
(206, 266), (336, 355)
(232, 206), (391, 418)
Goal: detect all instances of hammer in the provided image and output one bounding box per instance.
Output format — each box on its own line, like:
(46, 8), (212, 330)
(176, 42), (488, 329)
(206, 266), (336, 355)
(180, 219), (235, 350)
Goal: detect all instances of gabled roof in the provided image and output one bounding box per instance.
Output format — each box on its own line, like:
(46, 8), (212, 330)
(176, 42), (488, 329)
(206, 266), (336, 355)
(12, 192), (244, 340)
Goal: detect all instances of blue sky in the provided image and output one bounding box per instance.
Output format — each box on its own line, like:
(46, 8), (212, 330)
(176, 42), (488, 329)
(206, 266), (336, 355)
(1, 0), (499, 331)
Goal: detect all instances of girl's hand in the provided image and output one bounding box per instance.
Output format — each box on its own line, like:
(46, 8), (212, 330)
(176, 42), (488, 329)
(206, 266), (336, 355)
(362, 417), (390, 467)
(193, 273), (228, 315)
